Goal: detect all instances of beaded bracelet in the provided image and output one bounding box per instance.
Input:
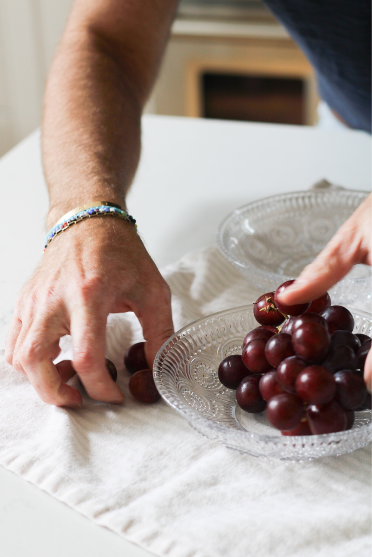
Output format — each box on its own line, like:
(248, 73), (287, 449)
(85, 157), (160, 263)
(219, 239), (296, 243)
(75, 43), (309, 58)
(44, 201), (137, 251)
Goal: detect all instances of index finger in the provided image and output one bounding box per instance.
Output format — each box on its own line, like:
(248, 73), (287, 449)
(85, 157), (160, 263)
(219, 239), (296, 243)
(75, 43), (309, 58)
(19, 327), (82, 408)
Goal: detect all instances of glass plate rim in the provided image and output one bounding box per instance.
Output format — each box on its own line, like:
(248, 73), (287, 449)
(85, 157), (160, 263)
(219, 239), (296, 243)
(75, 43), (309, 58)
(153, 304), (372, 454)
(216, 189), (370, 286)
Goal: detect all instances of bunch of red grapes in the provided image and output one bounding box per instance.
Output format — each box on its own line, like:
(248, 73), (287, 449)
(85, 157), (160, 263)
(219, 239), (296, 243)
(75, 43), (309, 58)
(218, 280), (371, 436)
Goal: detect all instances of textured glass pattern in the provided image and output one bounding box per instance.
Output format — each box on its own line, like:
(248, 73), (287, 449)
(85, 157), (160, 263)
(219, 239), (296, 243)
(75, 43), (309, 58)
(154, 305), (372, 460)
(216, 190), (370, 305)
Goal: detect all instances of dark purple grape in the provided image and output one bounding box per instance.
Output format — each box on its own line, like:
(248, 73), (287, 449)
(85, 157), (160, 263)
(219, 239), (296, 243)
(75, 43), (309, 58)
(56, 360), (76, 383)
(331, 331), (361, 354)
(281, 420), (312, 436)
(321, 305), (354, 335)
(265, 333), (294, 368)
(218, 355), (251, 389)
(236, 375), (266, 413)
(242, 338), (272, 374)
(357, 339), (371, 372)
(292, 312), (328, 332)
(295, 365), (336, 405)
(306, 401), (347, 434)
(274, 280), (310, 316)
(280, 316), (297, 335)
(357, 392), (372, 410)
(292, 322), (330, 363)
(276, 356), (307, 394)
(356, 333), (370, 346)
(334, 370), (367, 409)
(345, 409), (355, 430)
(124, 342), (148, 375)
(106, 358), (117, 382)
(253, 292), (285, 326)
(259, 371), (284, 401)
(322, 345), (357, 373)
(129, 369), (160, 403)
(305, 292), (331, 315)
(266, 393), (304, 431)
(242, 326), (277, 349)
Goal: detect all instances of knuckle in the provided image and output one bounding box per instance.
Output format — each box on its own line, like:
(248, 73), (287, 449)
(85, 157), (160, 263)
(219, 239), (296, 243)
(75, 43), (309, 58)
(78, 275), (106, 301)
(19, 337), (44, 366)
(72, 351), (97, 374)
(153, 280), (172, 303)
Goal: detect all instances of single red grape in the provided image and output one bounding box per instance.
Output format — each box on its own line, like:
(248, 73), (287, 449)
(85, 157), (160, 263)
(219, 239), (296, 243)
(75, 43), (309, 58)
(266, 393), (304, 431)
(321, 305), (354, 334)
(292, 312), (328, 332)
(292, 322), (330, 363)
(274, 280), (310, 316)
(356, 333), (370, 346)
(218, 355), (251, 389)
(357, 392), (372, 410)
(106, 358), (118, 382)
(322, 345), (357, 373)
(281, 420), (312, 436)
(331, 331), (361, 354)
(56, 360), (76, 383)
(253, 292), (285, 326)
(129, 369), (160, 403)
(242, 326), (277, 349)
(305, 292), (331, 315)
(357, 339), (371, 372)
(295, 365), (336, 405)
(242, 338), (272, 374)
(236, 375), (266, 413)
(124, 342), (148, 375)
(306, 401), (347, 434)
(259, 371), (284, 401)
(265, 333), (295, 368)
(345, 409), (355, 430)
(280, 316), (297, 335)
(334, 370), (367, 409)
(276, 356), (307, 394)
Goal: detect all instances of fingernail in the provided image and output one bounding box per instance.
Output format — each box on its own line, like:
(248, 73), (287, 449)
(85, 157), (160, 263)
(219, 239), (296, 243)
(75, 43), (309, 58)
(65, 402), (82, 409)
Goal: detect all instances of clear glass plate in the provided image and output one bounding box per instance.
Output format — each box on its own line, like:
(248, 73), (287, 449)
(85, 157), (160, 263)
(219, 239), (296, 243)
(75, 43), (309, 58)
(153, 305), (372, 460)
(216, 190), (371, 305)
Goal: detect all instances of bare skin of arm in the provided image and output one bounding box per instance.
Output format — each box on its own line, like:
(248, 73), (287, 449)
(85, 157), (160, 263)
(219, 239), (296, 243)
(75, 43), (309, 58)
(277, 194), (372, 391)
(5, 0), (178, 407)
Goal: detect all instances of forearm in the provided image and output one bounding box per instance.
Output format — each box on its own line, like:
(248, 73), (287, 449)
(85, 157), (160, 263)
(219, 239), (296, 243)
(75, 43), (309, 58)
(43, 0), (178, 229)
(43, 36), (140, 228)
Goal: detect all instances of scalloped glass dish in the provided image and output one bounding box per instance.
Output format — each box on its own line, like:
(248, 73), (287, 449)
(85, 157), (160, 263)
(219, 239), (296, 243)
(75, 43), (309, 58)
(153, 305), (372, 460)
(216, 190), (371, 305)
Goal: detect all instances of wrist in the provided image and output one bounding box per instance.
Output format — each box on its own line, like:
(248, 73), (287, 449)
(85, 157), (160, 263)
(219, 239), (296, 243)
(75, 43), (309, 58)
(45, 201), (136, 251)
(47, 195), (126, 230)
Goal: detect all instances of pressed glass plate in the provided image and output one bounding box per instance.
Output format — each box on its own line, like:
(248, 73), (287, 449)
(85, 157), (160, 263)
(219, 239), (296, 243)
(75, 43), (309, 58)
(216, 190), (371, 305)
(153, 305), (372, 460)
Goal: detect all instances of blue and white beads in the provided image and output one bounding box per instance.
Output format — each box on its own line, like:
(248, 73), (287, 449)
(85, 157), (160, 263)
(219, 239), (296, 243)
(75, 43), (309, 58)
(44, 205), (137, 250)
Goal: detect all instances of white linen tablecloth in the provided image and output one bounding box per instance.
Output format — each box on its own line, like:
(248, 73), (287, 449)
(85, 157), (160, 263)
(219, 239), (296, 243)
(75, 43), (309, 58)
(0, 247), (370, 557)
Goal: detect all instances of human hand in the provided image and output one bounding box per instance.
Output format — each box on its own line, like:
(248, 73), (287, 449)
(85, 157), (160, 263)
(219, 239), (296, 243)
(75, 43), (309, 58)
(5, 217), (174, 407)
(277, 193), (372, 391)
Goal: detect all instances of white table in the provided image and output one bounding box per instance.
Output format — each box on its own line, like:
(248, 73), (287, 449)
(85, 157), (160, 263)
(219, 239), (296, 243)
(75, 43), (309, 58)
(0, 115), (370, 557)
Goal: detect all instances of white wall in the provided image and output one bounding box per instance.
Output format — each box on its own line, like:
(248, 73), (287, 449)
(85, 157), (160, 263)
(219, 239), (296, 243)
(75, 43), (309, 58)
(0, 0), (73, 157)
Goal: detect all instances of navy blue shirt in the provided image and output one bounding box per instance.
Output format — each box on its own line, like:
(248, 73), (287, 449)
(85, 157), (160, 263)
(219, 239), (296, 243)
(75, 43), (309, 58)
(263, 0), (371, 133)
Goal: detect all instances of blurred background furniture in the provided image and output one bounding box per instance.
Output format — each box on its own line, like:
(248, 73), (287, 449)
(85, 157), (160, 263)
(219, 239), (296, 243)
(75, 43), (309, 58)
(0, 0), (317, 157)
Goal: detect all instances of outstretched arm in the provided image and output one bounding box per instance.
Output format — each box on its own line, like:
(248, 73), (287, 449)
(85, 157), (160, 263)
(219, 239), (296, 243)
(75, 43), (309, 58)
(277, 193), (372, 390)
(5, 0), (178, 407)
